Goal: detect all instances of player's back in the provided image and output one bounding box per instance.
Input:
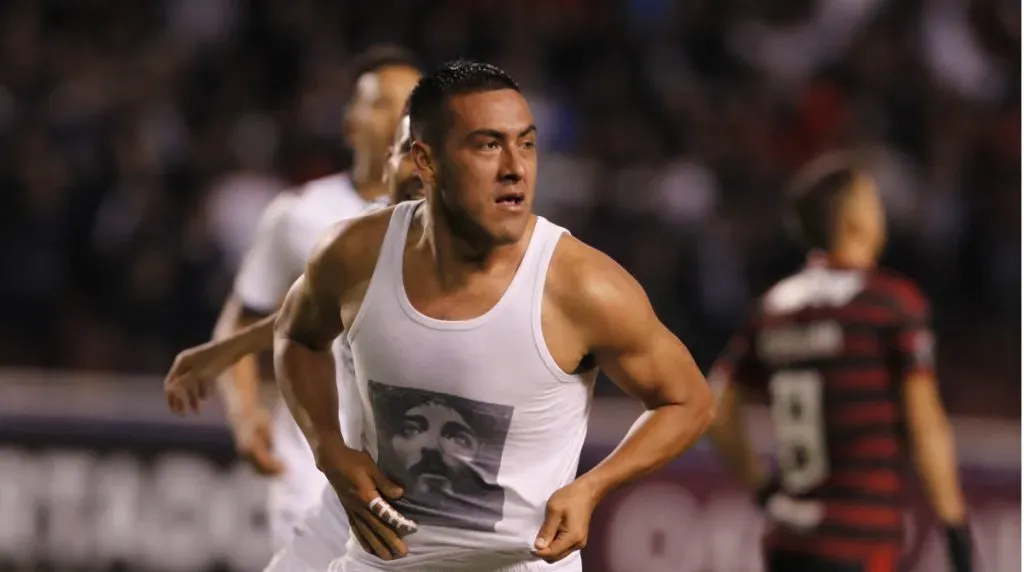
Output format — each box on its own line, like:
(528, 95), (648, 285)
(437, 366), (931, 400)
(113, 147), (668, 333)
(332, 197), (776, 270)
(286, 174), (371, 262)
(748, 260), (933, 555)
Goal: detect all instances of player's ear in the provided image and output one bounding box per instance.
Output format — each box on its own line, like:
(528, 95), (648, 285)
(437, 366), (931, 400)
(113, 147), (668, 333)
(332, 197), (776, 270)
(411, 141), (435, 186)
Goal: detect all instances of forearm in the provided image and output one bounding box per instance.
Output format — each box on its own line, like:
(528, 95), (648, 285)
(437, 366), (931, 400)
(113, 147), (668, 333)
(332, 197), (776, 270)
(215, 311), (277, 358)
(213, 297), (278, 417)
(905, 374), (968, 526)
(218, 355), (262, 420)
(707, 385), (766, 489)
(274, 336), (345, 462)
(911, 419), (967, 525)
(578, 401), (714, 501)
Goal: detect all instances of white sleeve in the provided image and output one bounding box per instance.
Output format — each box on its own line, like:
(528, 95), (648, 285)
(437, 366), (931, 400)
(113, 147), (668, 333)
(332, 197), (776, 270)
(233, 193), (302, 314)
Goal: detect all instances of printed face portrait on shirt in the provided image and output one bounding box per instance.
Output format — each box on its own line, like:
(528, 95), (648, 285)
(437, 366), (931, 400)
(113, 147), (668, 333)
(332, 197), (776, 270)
(368, 381), (514, 532)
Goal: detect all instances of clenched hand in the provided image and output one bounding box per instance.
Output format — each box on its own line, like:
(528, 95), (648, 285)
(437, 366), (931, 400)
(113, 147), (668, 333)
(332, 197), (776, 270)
(164, 342), (236, 414)
(533, 480), (599, 563)
(318, 440), (417, 560)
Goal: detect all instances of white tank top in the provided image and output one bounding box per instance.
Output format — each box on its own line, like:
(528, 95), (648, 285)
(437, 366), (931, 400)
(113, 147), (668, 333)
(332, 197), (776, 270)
(343, 200), (592, 570)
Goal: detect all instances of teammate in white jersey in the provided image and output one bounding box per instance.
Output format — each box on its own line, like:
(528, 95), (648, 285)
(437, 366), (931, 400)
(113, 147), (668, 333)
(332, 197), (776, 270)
(273, 60), (716, 571)
(164, 45), (421, 551)
(165, 110), (421, 572)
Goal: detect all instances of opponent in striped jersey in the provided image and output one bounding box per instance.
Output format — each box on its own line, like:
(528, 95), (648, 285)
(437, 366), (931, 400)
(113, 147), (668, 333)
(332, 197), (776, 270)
(164, 45), (421, 554)
(708, 156), (972, 572)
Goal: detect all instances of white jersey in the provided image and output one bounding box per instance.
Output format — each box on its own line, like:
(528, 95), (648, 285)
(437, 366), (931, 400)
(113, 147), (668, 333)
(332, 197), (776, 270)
(235, 174), (373, 313)
(334, 200), (592, 571)
(234, 173), (382, 551)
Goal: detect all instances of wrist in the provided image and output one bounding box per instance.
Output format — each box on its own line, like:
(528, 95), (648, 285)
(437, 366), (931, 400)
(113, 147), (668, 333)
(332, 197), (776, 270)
(574, 471), (611, 504)
(312, 431), (352, 471)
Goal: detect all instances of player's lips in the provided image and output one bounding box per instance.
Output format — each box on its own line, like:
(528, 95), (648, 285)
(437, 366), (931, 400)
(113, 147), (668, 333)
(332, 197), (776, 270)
(494, 190), (526, 212)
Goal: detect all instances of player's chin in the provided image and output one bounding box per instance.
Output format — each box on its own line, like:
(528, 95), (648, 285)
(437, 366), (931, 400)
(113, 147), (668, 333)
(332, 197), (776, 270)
(486, 217), (530, 245)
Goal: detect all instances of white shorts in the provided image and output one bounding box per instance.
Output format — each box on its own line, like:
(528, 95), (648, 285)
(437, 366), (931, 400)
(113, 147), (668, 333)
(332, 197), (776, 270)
(265, 487), (351, 572)
(267, 405), (331, 551)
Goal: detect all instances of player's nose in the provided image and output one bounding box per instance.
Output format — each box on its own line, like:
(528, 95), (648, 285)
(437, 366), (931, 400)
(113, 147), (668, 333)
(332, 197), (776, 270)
(497, 147), (526, 184)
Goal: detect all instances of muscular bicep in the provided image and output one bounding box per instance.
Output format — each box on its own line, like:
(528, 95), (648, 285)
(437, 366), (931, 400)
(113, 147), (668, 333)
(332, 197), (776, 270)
(573, 249), (708, 410)
(276, 275), (342, 351)
(596, 318), (704, 408)
(274, 227), (349, 351)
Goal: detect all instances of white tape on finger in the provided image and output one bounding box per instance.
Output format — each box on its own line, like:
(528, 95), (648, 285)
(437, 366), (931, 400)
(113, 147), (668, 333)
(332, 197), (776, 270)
(368, 497), (418, 534)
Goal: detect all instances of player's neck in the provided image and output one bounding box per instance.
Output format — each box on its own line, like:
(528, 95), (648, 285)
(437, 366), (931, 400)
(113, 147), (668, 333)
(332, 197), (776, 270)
(350, 155), (388, 201)
(827, 241), (877, 270)
(419, 202), (532, 288)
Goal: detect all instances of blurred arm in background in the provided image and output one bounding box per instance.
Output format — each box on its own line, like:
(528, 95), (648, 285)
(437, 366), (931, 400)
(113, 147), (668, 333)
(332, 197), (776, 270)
(895, 292), (971, 571)
(705, 317), (774, 499)
(165, 193), (302, 475)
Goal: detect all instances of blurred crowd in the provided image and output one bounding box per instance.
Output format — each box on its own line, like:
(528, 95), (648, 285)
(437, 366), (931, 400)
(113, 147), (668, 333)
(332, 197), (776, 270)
(0, 0), (1018, 416)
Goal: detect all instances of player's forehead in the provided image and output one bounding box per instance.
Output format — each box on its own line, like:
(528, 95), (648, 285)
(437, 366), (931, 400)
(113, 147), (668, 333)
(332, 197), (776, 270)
(354, 65), (420, 102)
(844, 173), (882, 209)
(445, 89), (533, 137)
(408, 401), (465, 421)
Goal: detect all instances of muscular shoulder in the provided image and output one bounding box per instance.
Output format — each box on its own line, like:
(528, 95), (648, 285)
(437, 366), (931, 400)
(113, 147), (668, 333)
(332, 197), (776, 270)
(305, 205), (396, 294)
(545, 234), (654, 349)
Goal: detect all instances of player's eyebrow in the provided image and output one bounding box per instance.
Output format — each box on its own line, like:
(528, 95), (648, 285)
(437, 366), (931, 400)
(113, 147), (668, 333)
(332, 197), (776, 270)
(517, 125), (537, 138)
(466, 125), (538, 140)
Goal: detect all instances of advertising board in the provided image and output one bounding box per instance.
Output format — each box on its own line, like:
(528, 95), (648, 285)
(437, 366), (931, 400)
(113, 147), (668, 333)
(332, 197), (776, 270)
(0, 371), (1017, 571)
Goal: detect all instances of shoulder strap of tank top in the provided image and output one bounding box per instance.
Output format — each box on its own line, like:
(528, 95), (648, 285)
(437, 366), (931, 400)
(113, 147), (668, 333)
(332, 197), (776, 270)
(528, 216), (578, 382)
(523, 216), (569, 299)
(530, 216), (569, 274)
(379, 200), (420, 268)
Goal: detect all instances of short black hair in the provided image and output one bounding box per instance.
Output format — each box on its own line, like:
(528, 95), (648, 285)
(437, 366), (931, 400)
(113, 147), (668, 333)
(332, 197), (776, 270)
(786, 157), (861, 250)
(350, 44), (422, 86)
(407, 60), (520, 146)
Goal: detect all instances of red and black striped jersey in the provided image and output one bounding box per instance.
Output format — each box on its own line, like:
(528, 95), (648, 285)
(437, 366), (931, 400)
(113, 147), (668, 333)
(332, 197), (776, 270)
(712, 256), (935, 558)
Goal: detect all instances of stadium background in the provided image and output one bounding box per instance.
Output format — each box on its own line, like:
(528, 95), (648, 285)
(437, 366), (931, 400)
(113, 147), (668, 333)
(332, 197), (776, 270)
(0, 0), (1018, 570)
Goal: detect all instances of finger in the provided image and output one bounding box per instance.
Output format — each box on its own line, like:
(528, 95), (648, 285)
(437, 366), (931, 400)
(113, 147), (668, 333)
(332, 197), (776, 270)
(533, 505), (563, 551)
(196, 379), (209, 400)
(248, 441), (286, 476)
(356, 508), (407, 558)
(347, 514), (374, 554)
(348, 515), (380, 557)
(534, 531), (584, 563)
(369, 496), (418, 536)
(166, 390), (182, 414)
(169, 388), (191, 416)
(187, 392), (200, 413)
(259, 420), (275, 449)
(348, 513), (392, 560)
(369, 467), (404, 500)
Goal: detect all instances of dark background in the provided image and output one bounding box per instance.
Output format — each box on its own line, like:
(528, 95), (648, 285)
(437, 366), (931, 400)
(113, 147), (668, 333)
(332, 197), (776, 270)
(0, 0), (1017, 417)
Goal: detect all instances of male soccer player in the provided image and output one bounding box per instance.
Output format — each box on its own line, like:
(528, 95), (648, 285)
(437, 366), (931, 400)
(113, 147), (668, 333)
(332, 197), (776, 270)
(707, 156), (972, 572)
(165, 45), (421, 552)
(272, 60), (715, 572)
